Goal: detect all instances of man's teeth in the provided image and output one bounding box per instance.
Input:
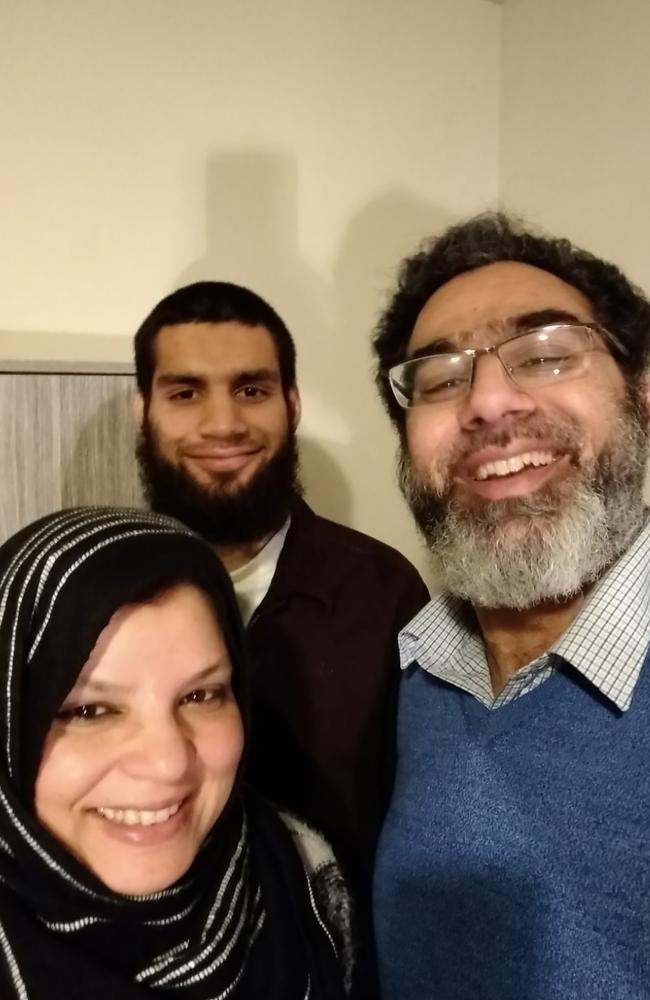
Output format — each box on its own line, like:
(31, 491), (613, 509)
(474, 450), (555, 481)
(96, 802), (182, 827)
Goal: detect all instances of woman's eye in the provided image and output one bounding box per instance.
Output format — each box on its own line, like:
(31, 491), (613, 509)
(55, 703), (113, 724)
(180, 687), (226, 707)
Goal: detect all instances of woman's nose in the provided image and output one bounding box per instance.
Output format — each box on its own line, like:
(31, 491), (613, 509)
(123, 717), (195, 784)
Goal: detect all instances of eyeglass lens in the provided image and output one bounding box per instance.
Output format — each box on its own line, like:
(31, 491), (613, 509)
(393, 325), (594, 406)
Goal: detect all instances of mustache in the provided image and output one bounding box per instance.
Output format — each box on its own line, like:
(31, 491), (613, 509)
(454, 414), (584, 463)
(418, 413), (586, 497)
(136, 421), (303, 546)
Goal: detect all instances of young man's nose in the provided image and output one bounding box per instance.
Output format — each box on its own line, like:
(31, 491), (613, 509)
(197, 392), (248, 437)
(458, 353), (536, 431)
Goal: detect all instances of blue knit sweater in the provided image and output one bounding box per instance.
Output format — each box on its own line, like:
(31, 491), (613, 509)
(373, 653), (650, 1000)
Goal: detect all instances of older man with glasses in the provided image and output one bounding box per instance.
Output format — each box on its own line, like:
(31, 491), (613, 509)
(371, 213), (650, 1000)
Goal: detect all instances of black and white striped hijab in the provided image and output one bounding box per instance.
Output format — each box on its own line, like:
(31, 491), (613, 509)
(0, 508), (345, 1000)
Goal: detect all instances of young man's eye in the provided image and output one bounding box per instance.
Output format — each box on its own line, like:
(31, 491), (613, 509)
(55, 704), (113, 724)
(169, 387), (198, 402)
(236, 385), (269, 400)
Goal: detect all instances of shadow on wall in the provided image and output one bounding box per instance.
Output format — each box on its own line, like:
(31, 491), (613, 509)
(175, 151), (324, 357)
(61, 386), (144, 510)
(175, 151), (338, 503)
(330, 190), (451, 587)
(171, 150), (449, 569)
(331, 191), (452, 488)
(298, 437), (352, 524)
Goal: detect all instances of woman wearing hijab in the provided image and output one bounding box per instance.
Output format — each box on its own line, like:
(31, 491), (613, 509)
(0, 507), (352, 1000)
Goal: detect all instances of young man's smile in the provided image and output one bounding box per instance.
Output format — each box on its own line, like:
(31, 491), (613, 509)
(143, 321), (299, 495)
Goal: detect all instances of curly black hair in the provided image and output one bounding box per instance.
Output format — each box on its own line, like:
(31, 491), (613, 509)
(372, 212), (650, 428)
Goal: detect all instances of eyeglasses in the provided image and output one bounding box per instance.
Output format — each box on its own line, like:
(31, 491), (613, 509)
(387, 322), (627, 409)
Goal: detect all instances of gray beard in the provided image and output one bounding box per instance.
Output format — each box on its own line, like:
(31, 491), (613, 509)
(400, 392), (649, 610)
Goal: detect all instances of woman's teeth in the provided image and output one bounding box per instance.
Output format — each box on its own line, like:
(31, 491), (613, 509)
(96, 802), (182, 827)
(474, 450), (555, 481)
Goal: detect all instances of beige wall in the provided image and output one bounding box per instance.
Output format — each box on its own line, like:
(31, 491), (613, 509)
(500, 0), (650, 495)
(5, 1), (649, 581)
(0, 0), (501, 583)
(501, 0), (650, 291)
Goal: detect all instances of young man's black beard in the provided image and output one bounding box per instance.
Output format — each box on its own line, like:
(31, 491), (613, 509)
(136, 422), (303, 548)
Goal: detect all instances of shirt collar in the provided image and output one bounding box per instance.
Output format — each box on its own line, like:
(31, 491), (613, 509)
(552, 516), (650, 710)
(399, 516), (650, 712)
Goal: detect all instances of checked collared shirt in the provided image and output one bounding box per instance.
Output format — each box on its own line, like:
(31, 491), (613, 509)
(399, 516), (650, 711)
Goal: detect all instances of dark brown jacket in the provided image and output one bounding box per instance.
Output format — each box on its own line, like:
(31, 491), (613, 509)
(246, 498), (429, 887)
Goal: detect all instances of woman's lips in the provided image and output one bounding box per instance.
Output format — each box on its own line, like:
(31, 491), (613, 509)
(88, 797), (192, 846)
(95, 801), (182, 827)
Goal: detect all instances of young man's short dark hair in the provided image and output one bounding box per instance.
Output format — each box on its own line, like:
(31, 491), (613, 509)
(134, 280), (297, 397)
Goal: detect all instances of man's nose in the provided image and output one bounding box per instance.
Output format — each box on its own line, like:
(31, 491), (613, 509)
(123, 717), (194, 784)
(458, 353), (536, 431)
(198, 392), (247, 438)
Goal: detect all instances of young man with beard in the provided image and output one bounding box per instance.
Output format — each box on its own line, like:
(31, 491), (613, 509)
(133, 280), (428, 992)
(371, 214), (650, 1000)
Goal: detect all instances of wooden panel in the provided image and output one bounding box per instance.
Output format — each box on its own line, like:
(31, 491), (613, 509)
(0, 373), (143, 541)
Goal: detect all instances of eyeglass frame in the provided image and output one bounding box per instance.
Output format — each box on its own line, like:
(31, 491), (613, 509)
(387, 321), (629, 409)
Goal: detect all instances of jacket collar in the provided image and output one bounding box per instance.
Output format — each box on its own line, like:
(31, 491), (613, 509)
(258, 497), (335, 611)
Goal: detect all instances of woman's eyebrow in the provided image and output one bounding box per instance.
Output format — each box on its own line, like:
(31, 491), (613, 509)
(64, 677), (133, 696)
(69, 662), (231, 696)
(183, 663), (232, 684)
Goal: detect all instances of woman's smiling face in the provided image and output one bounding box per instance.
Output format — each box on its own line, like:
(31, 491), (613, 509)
(34, 584), (244, 896)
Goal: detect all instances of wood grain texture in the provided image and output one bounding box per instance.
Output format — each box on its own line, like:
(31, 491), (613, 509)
(0, 373), (144, 541)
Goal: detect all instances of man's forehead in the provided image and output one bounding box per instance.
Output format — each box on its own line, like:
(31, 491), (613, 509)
(153, 321), (280, 377)
(408, 260), (596, 351)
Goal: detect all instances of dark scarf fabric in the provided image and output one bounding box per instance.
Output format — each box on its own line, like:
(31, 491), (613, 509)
(0, 508), (346, 1000)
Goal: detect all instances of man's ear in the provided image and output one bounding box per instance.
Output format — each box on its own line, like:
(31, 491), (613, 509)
(287, 387), (301, 430)
(133, 391), (145, 431)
